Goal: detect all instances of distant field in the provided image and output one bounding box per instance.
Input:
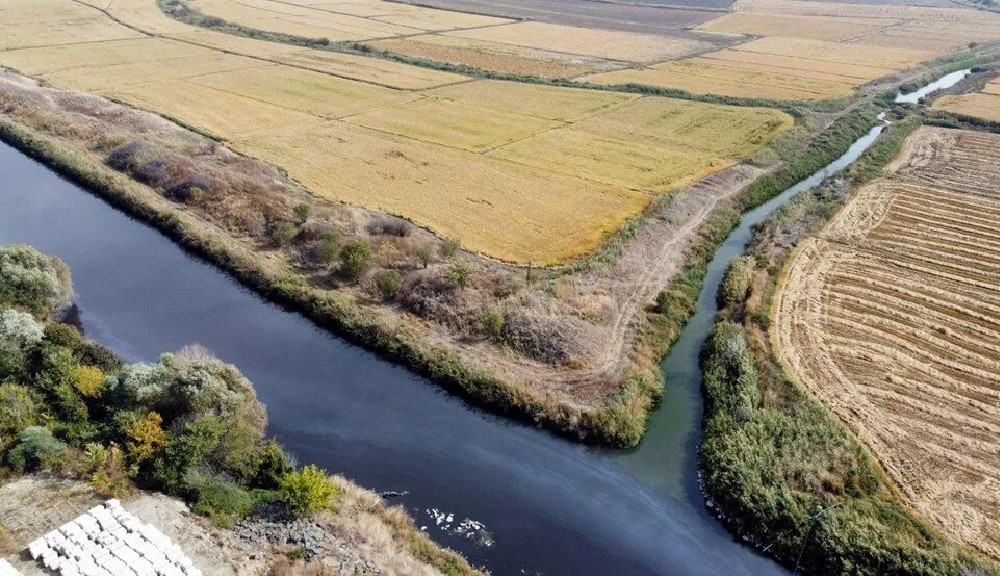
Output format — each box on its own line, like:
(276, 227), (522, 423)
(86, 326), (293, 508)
(581, 0), (993, 100)
(190, 0), (717, 74)
(0, 0), (792, 264)
(774, 127), (1000, 562)
(934, 78), (1000, 123)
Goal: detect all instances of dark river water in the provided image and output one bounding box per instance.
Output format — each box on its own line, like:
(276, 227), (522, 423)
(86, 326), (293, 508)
(0, 120), (883, 575)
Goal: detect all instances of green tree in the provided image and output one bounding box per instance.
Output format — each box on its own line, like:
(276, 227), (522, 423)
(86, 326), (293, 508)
(414, 243), (434, 268)
(339, 242), (374, 282)
(0, 245), (73, 317)
(0, 383), (39, 439)
(280, 465), (337, 516)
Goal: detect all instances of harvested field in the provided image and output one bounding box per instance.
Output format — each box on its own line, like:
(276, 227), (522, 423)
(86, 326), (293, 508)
(343, 97), (560, 152)
(580, 36), (934, 99)
(493, 99), (792, 189)
(374, 0), (726, 36)
(191, 0), (423, 40)
(185, 65), (417, 117)
(232, 120), (650, 263)
(100, 79), (319, 138)
(696, 12), (900, 41)
(443, 22), (713, 63)
(367, 36), (607, 79)
(773, 127), (1000, 562)
(934, 93), (1000, 123)
(428, 81), (638, 121)
(0, 0), (142, 50)
(0, 0), (791, 264)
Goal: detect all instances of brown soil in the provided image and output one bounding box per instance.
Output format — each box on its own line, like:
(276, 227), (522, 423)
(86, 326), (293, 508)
(773, 126), (1000, 561)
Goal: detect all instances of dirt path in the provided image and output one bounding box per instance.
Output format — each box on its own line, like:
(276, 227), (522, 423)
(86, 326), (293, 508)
(773, 127), (1000, 561)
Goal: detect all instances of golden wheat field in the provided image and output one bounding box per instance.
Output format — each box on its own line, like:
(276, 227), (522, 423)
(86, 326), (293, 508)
(0, 0), (793, 263)
(773, 127), (1000, 562)
(933, 77), (1000, 123)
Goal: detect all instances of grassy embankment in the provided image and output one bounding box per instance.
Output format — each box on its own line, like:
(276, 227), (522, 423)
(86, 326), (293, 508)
(698, 116), (999, 576)
(0, 243), (482, 576)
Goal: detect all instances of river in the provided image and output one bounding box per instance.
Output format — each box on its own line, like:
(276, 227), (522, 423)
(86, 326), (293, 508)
(0, 122), (885, 574)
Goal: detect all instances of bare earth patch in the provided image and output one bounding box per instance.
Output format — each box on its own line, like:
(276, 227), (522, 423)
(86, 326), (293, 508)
(773, 127), (1000, 561)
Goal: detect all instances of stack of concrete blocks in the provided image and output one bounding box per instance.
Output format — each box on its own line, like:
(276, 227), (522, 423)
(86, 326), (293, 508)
(25, 500), (202, 576)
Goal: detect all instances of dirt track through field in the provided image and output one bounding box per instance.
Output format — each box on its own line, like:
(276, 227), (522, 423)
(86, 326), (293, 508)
(774, 127), (1000, 561)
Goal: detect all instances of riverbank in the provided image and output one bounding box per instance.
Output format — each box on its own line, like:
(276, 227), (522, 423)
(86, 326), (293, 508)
(0, 64), (818, 447)
(0, 243), (483, 576)
(701, 116), (998, 575)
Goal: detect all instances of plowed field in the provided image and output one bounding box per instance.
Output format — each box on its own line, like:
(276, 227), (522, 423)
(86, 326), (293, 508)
(774, 127), (1000, 561)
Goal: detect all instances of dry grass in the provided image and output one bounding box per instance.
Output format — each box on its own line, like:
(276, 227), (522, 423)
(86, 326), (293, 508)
(773, 127), (1000, 562)
(443, 21), (713, 62)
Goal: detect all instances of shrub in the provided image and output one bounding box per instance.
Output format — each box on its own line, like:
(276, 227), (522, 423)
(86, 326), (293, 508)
(293, 203), (311, 223)
(7, 426), (68, 471)
(339, 241), (374, 282)
(481, 308), (504, 342)
(439, 238), (460, 259)
(194, 476), (255, 527)
(0, 384), (39, 438)
(126, 411), (168, 463)
(87, 442), (131, 498)
(43, 322), (82, 349)
(366, 216), (411, 237)
(280, 465), (337, 517)
(375, 270), (403, 301)
(444, 260), (473, 289)
(271, 221), (298, 246)
(0, 309), (45, 349)
(71, 365), (105, 397)
(313, 231), (341, 266)
(414, 243), (434, 268)
(0, 244), (73, 317)
(719, 256), (755, 308)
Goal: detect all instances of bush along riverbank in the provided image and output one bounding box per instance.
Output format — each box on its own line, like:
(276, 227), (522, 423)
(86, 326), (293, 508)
(0, 243), (483, 576)
(699, 117), (998, 576)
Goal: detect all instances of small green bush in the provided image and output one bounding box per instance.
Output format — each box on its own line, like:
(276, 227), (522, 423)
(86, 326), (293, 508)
(481, 308), (504, 342)
(0, 384), (39, 439)
(375, 270), (403, 300)
(339, 241), (374, 282)
(444, 260), (473, 288)
(194, 476), (255, 527)
(292, 203), (311, 223)
(439, 238), (460, 259)
(271, 221), (298, 246)
(7, 426), (68, 472)
(313, 231), (341, 266)
(280, 464), (337, 517)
